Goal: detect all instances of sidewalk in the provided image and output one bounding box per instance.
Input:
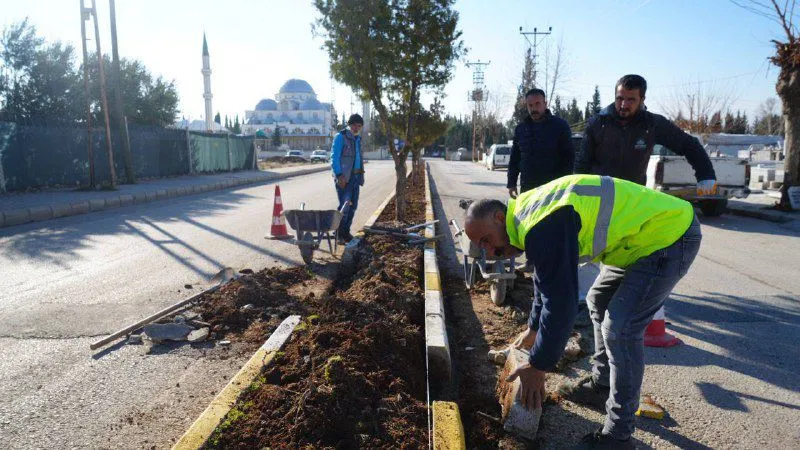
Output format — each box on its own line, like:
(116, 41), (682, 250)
(726, 190), (798, 223)
(0, 164), (329, 228)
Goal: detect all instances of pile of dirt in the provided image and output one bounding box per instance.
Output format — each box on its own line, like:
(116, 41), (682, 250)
(204, 234), (428, 448)
(194, 267), (316, 348)
(202, 166), (430, 448)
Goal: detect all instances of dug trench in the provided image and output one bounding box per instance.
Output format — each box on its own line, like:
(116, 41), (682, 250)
(178, 164), (432, 447)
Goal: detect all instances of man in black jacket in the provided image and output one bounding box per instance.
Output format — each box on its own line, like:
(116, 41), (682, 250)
(576, 74), (716, 189)
(507, 88), (574, 198)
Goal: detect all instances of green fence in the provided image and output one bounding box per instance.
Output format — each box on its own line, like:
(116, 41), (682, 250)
(0, 122), (255, 192)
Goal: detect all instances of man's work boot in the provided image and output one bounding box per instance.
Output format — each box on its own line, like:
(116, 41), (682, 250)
(558, 375), (610, 411)
(573, 429), (635, 450)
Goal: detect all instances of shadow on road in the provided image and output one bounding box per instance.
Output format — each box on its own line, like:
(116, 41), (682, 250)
(2, 188), (297, 276)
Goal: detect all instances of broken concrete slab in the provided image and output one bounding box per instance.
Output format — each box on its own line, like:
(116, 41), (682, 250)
(143, 322), (194, 342)
(499, 348), (542, 441)
(187, 327), (210, 343)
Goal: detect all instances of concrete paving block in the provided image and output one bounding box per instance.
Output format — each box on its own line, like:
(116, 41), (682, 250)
(4, 209), (32, 226)
(167, 188), (179, 197)
(28, 206), (53, 222)
(89, 199), (106, 212)
(176, 187), (187, 196)
(426, 314), (452, 381)
(499, 348), (542, 440)
(105, 196), (121, 208)
(156, 189), (168, 199)
(70, 201), (90, 215)
(145, 191), (158, 202)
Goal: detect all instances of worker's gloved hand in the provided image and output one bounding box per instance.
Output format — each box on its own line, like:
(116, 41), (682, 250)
(336, 174), (347, 189)
(508, 188), (518, 199)
(697, 179), (717, 196)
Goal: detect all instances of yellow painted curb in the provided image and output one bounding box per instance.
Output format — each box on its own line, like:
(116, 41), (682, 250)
(425, 272), (441, 292)
(172, 315), (301, 450)
(432, 401), (467, 450)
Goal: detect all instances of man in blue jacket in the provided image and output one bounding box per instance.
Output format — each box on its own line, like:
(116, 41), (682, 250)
(331, 114), (364, 243)
(507, 88), (574, 198)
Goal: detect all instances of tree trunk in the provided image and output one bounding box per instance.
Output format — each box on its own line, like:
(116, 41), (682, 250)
(777, 64), (800, 210)
(394, 158), (407, 219)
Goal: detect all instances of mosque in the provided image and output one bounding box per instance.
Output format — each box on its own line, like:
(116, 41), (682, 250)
(241, 79), (336, 150)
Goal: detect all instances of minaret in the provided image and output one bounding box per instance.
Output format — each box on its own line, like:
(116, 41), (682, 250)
(202, 33), (213, 131)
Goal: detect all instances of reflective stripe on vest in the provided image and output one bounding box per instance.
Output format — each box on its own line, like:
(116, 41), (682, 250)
(514, 176), (615, 259)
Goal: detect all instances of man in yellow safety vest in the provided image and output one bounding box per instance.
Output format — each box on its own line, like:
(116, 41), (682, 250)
(465, 174), (702, 449)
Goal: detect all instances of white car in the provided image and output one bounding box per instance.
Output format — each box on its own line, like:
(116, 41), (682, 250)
(285, 150), (305, 160)
(486, 144), (512, 170)
(309, 150), (329, 163)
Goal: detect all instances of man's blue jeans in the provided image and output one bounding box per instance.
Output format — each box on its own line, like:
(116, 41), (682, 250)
(335, 172), (362, 237)
(586, 214), (702, 440)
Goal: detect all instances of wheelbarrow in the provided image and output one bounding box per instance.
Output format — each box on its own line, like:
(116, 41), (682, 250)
(450, 219), (516, 306)
(283, 202), (347, 264)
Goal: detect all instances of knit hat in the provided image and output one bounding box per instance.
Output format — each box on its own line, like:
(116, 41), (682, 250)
(347, 114), (364, 125)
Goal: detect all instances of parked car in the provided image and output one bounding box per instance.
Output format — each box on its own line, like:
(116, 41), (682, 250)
(284, 150), (306, 160)
(486, 144), (512, 171)
(310, 150), (329, 163)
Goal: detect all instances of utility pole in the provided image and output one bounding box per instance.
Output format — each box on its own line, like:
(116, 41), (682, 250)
(79, 0), (95, 188)
(90, 0), (117, 188)
(466, 59), (490, 162)
(519, 26), (551, 89)
(109, 0), (134, 184)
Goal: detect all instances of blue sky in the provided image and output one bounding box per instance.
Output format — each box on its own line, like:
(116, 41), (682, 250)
(0, 0), (787, 125)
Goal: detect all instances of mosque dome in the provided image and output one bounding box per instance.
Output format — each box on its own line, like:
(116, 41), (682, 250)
(255, 99), (278, 111)
(279, 79), (315, 94)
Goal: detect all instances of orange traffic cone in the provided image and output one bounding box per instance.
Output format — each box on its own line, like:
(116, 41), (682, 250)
(266, 185), (292, 239)
(644, 306), (681, 347)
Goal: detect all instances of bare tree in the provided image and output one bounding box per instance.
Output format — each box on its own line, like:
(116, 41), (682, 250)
(758, 97), (779, 134)
(545, 36), (568, 105)
(732, 0), (799, 209)
(659, 79), (738, 133)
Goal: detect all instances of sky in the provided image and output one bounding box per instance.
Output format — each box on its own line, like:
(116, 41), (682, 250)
(0, 0), (790, 125)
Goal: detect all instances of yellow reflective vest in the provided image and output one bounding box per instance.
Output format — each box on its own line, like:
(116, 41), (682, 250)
(506, 175), (694, 268)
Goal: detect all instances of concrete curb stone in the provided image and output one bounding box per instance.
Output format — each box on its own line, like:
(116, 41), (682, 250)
(4, 209), (31, 227)
(29, 206), (53, 222)
(89, 199), (106, 212)
(106, 196), (121, 208)
(71, 201), (90, 215)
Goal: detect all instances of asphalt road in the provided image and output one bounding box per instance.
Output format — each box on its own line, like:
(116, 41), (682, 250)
(0, 161), (399, 449)
(428, 160), (800, 449)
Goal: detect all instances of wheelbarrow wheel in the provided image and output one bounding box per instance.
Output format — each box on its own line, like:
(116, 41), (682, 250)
(490, 261), (507, 306)
(464, 255), (476, 289)
(299, 231), (315, 264)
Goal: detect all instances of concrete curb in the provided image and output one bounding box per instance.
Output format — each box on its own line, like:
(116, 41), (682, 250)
(172, 315), (301, 450)
(424, 162), (452, 382)
(425, 161), (464, 449)
(432, 401), (467, 449)
(0, 165), (329, 229)
(726, 205), (794, 223)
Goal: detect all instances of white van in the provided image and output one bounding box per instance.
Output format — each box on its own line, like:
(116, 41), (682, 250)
(486, 144), (512, 171)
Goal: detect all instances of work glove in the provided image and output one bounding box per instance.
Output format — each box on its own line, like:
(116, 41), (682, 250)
(697, 179), (717, 196)
(508, 188), (518, 199)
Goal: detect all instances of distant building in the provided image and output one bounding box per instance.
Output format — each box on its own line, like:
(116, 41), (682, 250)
(242, 79), (336, 150)
(174, 118), (229, 133)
